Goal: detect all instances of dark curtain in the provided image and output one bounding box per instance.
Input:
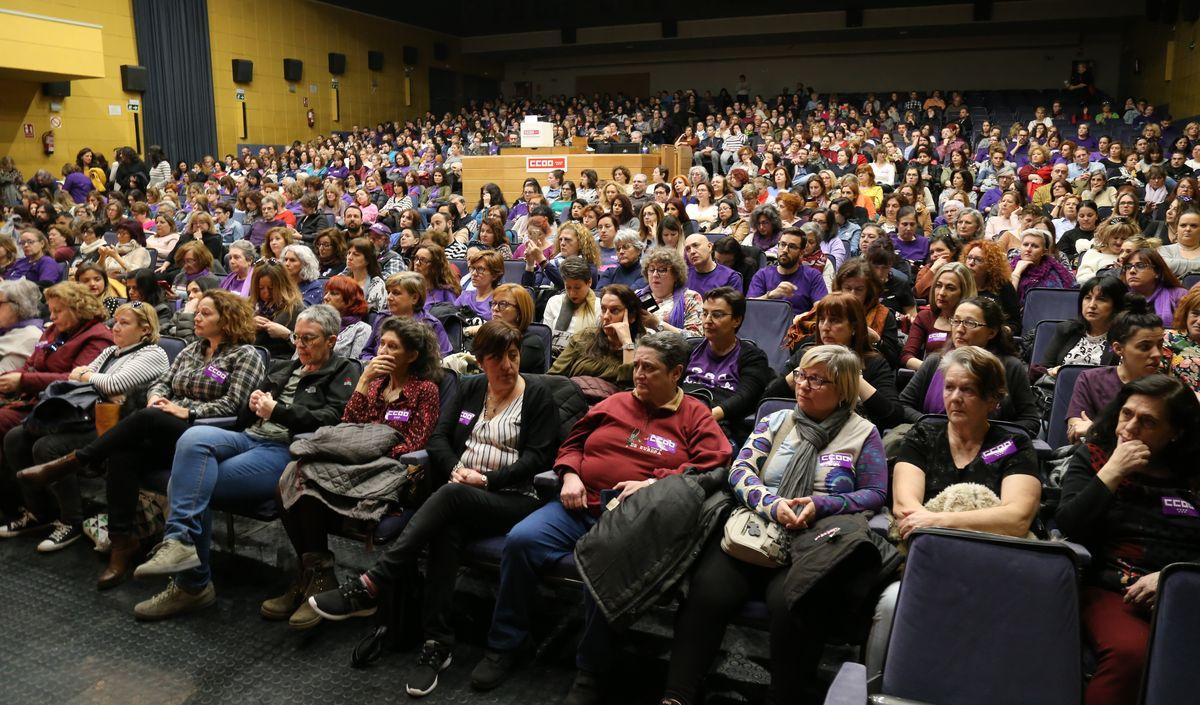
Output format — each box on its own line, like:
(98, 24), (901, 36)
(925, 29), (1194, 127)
(132, 0), (218, 165)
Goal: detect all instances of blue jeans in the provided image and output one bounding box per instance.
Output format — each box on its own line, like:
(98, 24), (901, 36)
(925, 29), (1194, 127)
(487, 501), (600, 654)
(164, 426), (291, 589)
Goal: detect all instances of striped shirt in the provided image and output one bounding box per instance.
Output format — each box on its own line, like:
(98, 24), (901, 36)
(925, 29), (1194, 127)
(147, 340), (265, 418)
(86, 343), (171, 398)
(460, 390), (525, 492)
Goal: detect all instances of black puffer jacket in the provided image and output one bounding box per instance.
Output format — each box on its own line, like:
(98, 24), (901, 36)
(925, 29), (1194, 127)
(575, 466), (733, 630)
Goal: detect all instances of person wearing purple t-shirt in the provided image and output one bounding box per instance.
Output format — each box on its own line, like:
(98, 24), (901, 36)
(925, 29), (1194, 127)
(9, 230), (62, 287)
(892, 206), (929, 266)
(747, 228), (829, 315)
(683, 287), (771, 440)
(684, 234), (743, 295)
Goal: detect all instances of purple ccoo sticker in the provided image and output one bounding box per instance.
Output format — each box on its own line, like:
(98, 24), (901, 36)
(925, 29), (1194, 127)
(981, 439), (1017, 464)
(385, 409), (411, 423)
(458, 410), (476, 426)
(203, 365), (229, 383)
(1162, 496), (1200, 518)
(927, 331), (948, 343)
(819, 452), (854, 469)
(645, 434), (677, 453)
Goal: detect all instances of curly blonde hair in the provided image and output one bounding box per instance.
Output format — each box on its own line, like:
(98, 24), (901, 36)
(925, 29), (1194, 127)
(200, 288), (257, 345)
(556, 221), (600, 267)
(44, 281), (106, 323)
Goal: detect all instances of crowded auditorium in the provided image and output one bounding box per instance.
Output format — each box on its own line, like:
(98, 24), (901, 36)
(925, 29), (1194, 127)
(2, 0), (1199, 703)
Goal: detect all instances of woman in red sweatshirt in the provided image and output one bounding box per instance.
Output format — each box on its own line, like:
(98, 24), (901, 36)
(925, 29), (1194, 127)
(467, 331), (731, 694)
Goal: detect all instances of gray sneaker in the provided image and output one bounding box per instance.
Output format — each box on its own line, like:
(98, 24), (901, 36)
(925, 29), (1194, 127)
(134, 579), (216, 621)
(134, 539), (200, 578)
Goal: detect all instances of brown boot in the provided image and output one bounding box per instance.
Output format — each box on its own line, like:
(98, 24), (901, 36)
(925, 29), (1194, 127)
(98, 533), (139, 591)
(17, 451), (83, 487)
(261, 562), (312, 621)
(289, 552), (338, 630)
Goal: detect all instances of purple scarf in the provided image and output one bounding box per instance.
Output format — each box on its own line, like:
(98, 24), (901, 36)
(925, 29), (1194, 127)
(1010, 254), (1074, 302)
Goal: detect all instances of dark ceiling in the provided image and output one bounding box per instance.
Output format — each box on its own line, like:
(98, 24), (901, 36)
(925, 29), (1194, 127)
(331, 0), (975, 37)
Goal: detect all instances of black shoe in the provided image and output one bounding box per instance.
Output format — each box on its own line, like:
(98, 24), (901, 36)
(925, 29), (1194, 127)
(469, 648), (520, 691)
(37, 521), (82, 553)
(307, 576), (378, 621)
(563, 670), (603, 705)
(0, 510), (49, 538)
(405, 640), (452, 698)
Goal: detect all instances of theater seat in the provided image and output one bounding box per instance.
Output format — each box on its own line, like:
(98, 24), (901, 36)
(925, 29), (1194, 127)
(824, 528), (1082, 705)
(1141, 562), (1200, 705)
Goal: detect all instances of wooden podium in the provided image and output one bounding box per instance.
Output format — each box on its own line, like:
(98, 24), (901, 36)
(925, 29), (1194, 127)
(460, 145), (693, 203)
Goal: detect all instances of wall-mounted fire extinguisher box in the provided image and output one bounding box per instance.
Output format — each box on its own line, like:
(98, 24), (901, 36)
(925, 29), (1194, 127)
(307, 109), (315, 128)
(42, 131), (55, 155)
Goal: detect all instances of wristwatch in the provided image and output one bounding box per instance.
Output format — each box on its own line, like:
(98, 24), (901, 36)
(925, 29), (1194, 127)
(622, 342), (635, 351)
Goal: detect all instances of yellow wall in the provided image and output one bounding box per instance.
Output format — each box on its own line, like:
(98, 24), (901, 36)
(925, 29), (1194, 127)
(207, 0), (494, 156)
(1122, 19), (1200, 119)
(0, 1), (141, 175)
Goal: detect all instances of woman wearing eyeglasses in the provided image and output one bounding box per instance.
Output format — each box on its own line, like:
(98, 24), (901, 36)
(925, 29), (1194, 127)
(661, 344), (883, 705)
(10, 229), (63, 288)
(639, 247), (703, 336)
(313, 228), (347, 279)
(482, 284), (545, 374)
(411, 242), (461, 309)
(127, 304), (358, 620)
(1120, 246), (1187, 327)
(456, 249), (502, 328)
(8, 302), (169, 553)
(898, 296), (1041, 437)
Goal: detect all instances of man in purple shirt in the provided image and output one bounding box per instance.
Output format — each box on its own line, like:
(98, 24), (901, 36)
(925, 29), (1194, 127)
(684, 234), (742, 295)
(746, 228), (828, 315)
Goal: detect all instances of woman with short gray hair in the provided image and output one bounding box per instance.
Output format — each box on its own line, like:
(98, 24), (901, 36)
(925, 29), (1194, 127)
(640, 247), (703, 335)
(0, 279), (44, 373)
(663, 342), (887, 705)
(126, 301), (363, 620)
(219, 239), (257, 297)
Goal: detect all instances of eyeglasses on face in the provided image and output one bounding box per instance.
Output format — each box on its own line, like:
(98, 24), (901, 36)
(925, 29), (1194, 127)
(794, 371), (831, 389)
(950, 317), (986, 330)
(489, 300), (515, 311)
(1122, 262), (1154, 273)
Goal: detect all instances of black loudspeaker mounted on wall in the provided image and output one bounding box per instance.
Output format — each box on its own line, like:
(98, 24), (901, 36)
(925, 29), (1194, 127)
(232, 59), (253, 84)
(121, 64), (148, 93)
(561, 27), (576, 44)
(368, 50), (383, 71)
(1184, 0), (1200, 21)
(973, 0), (993, 21)
(434, 42), (448, 61)
(662, 19), (678, 38)
(283, 58), (303, 82)
(403, 45), (418, 66)
(328, 52), (346, 75)
(42, 82), (71, 98)
(846, 7), (864, 27)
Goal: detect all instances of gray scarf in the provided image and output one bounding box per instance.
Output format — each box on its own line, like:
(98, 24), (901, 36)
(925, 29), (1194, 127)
(777, 405), (853, 501)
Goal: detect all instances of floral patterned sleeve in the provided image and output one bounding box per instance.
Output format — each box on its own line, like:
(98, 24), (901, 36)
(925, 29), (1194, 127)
(1165, 331), (1200, 392)
(681, 290), (704, 336)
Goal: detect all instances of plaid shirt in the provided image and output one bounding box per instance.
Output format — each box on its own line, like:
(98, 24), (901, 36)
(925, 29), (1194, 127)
(147, 340), (265, 418)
